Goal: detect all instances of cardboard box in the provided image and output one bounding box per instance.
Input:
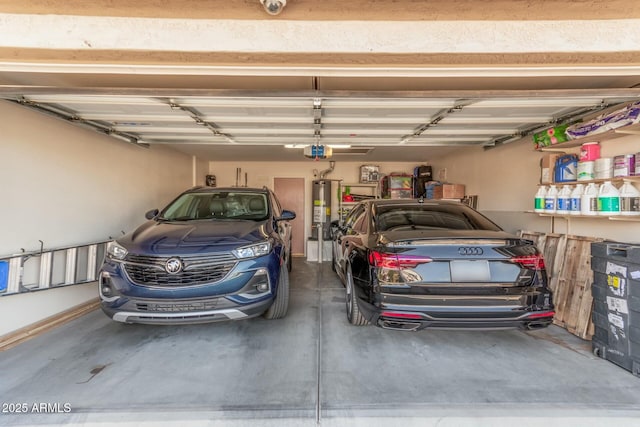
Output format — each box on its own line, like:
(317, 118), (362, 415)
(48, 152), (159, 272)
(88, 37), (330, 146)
(541, 153), (561, 184)
(429, 185), (443, 199)
(442, 184), (465, 199)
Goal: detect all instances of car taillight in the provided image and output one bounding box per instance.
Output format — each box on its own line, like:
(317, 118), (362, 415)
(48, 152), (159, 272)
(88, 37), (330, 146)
(511, 254), (545, 270)
(369, 251), (432, 269)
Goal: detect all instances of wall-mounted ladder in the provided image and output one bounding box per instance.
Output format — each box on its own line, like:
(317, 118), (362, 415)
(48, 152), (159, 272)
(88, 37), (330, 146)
(0, 241), (109, 295)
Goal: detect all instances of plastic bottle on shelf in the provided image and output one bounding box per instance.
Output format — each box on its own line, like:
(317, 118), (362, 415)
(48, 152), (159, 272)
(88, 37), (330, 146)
(580, 183), (599, 216)
(597, 181), (621, 216)
(544, 185), (558, 214)
(534, 186), (547, 213)
(556, 185), (572, 214)
(619, 181), (640, 216)
(569, 184), (584, 215)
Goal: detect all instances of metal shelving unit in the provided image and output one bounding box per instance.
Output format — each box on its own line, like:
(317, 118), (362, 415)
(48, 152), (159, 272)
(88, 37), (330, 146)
(337, 182), (380, 223)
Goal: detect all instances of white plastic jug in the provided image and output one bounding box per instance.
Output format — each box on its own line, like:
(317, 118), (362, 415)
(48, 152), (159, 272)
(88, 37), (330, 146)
(556, 186), (572, 214)
(619, 181), (640, 216)
(581, 183), (598, 216)
(544, 185), (558, 214)
(534, 186), (547, 213)
(570, 184), (584, 215)
(597, 181), (621, 216)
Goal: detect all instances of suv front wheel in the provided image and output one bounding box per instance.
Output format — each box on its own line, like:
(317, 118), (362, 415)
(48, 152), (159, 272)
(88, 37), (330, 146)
(263, 266), (290, 319)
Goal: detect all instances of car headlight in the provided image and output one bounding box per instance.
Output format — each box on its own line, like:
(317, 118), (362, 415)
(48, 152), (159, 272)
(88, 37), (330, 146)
(232, 241), (272, 259)
(106, 241), (128, 260)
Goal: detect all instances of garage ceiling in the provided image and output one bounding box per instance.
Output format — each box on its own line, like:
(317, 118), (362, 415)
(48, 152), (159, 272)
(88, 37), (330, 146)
(1, 86), (640, 161)
(1, 1), (640, 161)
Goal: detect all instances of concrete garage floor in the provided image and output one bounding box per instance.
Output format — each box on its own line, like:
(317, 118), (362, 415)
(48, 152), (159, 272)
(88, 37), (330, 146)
(2, 259), (640, 427)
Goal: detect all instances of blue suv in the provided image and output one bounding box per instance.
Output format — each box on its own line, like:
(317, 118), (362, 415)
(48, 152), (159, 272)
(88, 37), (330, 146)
(99, 187), (296, 324)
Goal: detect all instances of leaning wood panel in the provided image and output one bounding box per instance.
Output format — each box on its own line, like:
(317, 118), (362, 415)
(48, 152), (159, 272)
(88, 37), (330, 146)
(518, 230), (547, 252)
(555, 237), (586, 326)
(542, 234), (566, 295)
(518, 231), (565, 293)
(552, 235), (602, 340)
(570, 236), (602, 340)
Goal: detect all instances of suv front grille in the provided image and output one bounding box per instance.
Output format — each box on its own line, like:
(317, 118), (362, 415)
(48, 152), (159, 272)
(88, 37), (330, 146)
(135, 300), (218, 312)
(123, 253), (237, 287)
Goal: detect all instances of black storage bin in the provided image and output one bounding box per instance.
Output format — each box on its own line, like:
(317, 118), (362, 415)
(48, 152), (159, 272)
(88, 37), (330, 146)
(591, 241), (640, 377)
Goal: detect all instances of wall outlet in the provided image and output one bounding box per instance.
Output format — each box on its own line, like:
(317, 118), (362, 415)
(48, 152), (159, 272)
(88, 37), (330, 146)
(438, 168), (447, 181)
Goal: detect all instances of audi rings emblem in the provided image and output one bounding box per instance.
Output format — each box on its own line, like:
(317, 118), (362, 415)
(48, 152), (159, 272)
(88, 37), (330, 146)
(165, 257), (183, 274)
(458, 247), (483, 256)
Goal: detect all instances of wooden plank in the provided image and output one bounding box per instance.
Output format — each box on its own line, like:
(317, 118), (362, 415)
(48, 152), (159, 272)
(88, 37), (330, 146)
(571, 237), (603, 340)
(543, 234), (566, 295)
(552, 235), (602, 340)
(555, 236), (582, 326)
(518, 230), (546, 252)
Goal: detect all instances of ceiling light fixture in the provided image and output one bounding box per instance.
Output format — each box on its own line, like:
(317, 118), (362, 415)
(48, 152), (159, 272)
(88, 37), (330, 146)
(260, 0), (287, 15)
(284, 144), (351, 149)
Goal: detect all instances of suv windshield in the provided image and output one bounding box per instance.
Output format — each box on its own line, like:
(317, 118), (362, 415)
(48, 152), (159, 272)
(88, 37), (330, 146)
(160, 192), (269, 221)
(374, 203), (502, 232)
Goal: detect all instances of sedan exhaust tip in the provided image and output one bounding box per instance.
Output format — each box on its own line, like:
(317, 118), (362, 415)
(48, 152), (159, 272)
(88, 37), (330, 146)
(379, 320), (421, 332)
(526, 321), (551, 330)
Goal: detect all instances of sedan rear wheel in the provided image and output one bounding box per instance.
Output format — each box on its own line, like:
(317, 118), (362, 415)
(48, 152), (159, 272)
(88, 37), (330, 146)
(264, 266), (289, 319)
(346, 265), (368, 326)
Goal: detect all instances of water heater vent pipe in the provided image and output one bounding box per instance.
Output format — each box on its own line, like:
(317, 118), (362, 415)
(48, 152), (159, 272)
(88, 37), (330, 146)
(318, 161), (335, 179)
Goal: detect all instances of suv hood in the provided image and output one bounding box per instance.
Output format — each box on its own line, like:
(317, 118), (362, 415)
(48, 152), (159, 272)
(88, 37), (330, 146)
(119, 219), (271, 254)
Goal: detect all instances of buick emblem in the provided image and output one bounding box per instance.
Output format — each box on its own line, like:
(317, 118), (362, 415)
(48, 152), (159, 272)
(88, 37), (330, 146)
(459, 247), (483, 256)
(165, 257), (183, 274)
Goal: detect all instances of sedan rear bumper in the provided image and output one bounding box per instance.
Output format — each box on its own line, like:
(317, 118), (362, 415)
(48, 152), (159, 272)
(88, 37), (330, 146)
(376, 314), (554, 332)
(356, 296), (554, 331)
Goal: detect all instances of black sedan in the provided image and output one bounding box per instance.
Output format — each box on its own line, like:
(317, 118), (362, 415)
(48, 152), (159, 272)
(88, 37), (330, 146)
(330, 199), (554, 331)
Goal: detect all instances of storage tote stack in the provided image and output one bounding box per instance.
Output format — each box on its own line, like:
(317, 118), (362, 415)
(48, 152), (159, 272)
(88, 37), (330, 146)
(591, 242), (640, 377)
(387, 174), (413, 199)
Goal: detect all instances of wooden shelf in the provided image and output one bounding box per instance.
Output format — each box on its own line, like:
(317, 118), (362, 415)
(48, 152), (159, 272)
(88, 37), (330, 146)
(538, 176), (640, 187)
(526, 210), (640, 221)
(537, 123), (640, 152)
(608, 216), (640, 221)
(614, 123), (640, 135)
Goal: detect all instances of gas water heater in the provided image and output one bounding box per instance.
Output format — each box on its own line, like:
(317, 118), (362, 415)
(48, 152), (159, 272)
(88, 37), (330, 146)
(311, 179), (332, 240)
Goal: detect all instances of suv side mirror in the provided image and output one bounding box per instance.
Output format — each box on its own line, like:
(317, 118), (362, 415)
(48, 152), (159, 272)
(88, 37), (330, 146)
(276, 210), (296, 221)
(145, 209), (159, 220)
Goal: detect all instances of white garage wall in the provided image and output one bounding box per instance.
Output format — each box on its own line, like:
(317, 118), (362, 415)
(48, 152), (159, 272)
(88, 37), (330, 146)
(0, 100), (194, 336)
(435, 135), (640, 244)
(208, 160), (428, 244)
(0, 100), (194, 255)
(193, 155), (210, 187)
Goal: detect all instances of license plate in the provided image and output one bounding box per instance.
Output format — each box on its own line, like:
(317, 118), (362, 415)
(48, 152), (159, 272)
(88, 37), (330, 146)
(450, 260), (491, 282)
